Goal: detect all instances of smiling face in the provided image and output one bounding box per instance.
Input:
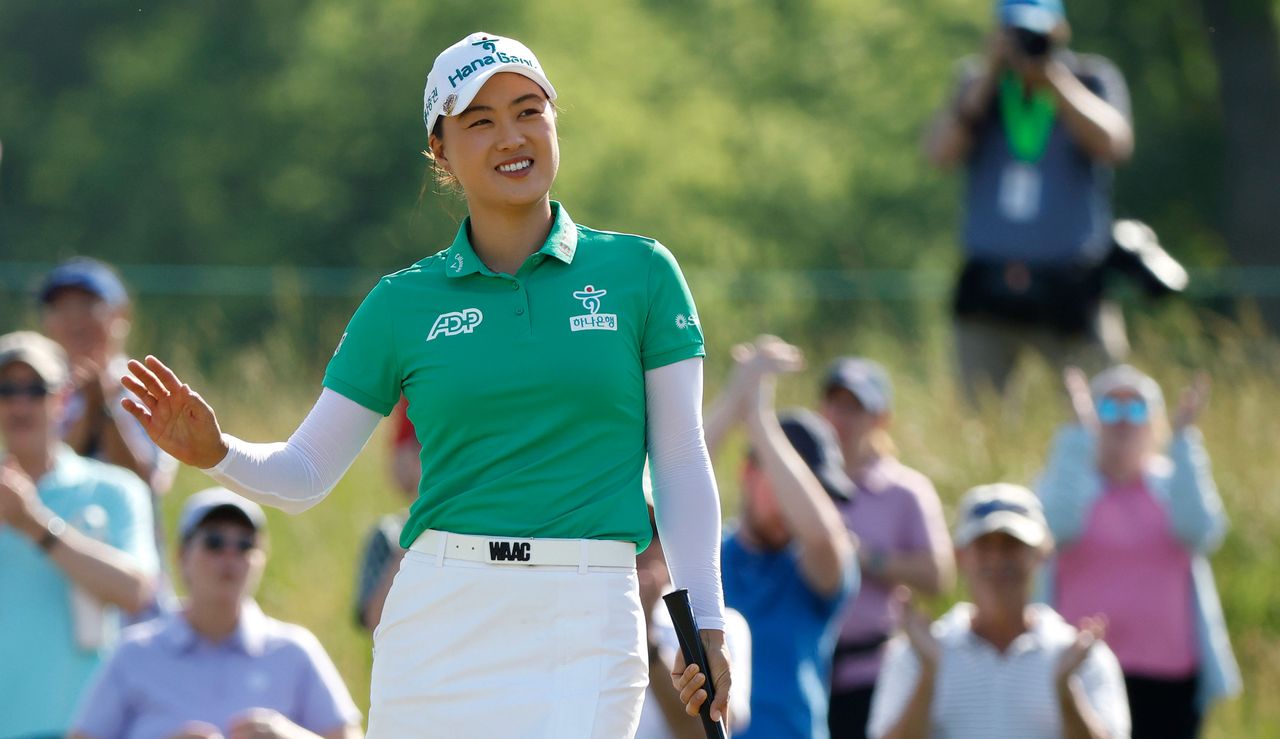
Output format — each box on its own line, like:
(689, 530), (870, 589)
(428, 72), (559, 211)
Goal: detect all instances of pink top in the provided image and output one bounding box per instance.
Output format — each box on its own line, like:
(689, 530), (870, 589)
(1055, 479), (1198, 678)
(831, 458), (951, 691)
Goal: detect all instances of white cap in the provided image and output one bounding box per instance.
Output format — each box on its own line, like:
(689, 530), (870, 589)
(0, 331), (69, 389)
(179, 487), (267, 540)
(953, 483), (1050, 549)
(423, 32), (557, 136)
(1090, 364), (1165, 409)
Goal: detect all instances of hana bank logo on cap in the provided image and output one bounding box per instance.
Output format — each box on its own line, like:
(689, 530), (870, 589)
(423, 32), (558, 135)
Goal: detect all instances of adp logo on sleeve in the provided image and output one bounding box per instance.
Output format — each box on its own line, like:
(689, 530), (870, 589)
(427, 308), (484, 341)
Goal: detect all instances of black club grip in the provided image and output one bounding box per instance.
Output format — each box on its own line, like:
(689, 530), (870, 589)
(662, 588), (727, 739)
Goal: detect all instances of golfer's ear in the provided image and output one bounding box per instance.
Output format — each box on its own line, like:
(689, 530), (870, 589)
(429, 134), (451, 174)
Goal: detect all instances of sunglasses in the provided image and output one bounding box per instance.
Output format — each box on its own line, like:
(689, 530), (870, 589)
(194, 531), (257, 554)
(0, 382), (50, 400)
(1097, 396), (1149, 426)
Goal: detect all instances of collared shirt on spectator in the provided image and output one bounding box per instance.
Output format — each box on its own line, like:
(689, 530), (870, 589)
(867, 602), (1129, 739)
(0, 446), (158, 739)
(70, 600), (361, 739)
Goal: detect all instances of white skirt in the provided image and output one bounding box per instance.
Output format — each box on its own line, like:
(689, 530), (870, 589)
(368, 533), (648, 738)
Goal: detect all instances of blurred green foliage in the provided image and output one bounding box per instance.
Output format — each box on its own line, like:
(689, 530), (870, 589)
(0, 1), (1253, 312)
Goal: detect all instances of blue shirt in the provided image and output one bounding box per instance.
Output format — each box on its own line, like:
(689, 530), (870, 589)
(71, 601), (362, 739)
(0, 447), (158, 739)
(961, 52), (1131, 265)
(722, 530), (857, 739)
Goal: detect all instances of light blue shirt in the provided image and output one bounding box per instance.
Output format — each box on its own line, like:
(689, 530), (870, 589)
(0, 446), (158, 738)
(71, 601), (362, 739)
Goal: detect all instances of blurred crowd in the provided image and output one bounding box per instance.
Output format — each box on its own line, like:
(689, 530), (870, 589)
(0, 0), (1243, 737)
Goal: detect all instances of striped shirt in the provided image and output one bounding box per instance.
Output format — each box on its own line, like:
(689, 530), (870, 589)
(867, 603), (1130, 739)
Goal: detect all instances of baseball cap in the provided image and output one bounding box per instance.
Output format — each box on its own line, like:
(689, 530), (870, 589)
(824, 357), (893, 416)
(38, 257), (130, 307)
(953, 483), (1050, 549)
(179, 487), (267, 541)
(1089, 364), (1165, 409)
(777, 409), (856, 501)
(423, 32), (557, 136)
(0, 331), (69, 389)
(997, 0), (1065, 32)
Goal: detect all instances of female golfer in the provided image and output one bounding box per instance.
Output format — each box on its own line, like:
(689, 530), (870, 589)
(121, 31), (730, 738)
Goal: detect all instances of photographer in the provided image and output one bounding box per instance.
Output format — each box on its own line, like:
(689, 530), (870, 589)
(925, 0), (1134, 402)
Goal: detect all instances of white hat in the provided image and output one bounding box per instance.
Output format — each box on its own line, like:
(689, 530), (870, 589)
(179, 487), (267, 541)
(0, 331), (69, 389)
(1089, 364), (1165, 409)
(423, 32), (557, 137)
(953, 483), (1050, 549)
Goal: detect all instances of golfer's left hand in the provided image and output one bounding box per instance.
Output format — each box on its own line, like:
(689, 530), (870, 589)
(671, 628), (732, 723)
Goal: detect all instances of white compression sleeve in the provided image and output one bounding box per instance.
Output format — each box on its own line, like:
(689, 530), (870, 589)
(646, 357), (727, 631)
(207, 388), (383, 514)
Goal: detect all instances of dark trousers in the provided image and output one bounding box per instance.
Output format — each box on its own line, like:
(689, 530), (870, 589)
(1125, 673), (1202, 739)
(828, 684), (875, 739)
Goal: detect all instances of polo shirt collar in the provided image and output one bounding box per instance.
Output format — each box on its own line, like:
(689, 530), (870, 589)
(164, 599), (269, 656)
(39, 444), (91, 490)
(444, 201), (579, 278)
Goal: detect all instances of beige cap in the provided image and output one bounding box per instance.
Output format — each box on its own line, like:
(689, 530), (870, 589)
(0, 331), (69, 389)
(953, 483), (1050, 549)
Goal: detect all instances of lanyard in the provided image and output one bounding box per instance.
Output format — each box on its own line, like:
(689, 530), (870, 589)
(999, 72), (1057, 163)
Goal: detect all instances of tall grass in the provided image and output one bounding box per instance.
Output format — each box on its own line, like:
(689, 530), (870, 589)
(154, 296), (1280, 738)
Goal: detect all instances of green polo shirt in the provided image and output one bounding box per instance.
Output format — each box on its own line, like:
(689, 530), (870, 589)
(324, 202), (704, 550)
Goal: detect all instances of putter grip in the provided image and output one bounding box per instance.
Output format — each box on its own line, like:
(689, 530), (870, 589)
(662, 589), (727, 739)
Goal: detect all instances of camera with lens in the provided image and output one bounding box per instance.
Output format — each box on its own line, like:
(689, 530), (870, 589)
(1011, 27), (1053, 58)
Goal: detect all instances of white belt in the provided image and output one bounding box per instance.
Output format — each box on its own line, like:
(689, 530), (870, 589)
(411, 529), (636, 570)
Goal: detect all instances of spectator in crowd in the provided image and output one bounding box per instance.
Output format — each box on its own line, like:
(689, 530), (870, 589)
(701, 335), (858, 739)
(353, 397), (418, 632)
(71, 487), (364, 739)
(40, 256), (178, 616)
(0, 330), (158, 739)
(924, 0), (1134, 401)
(817, 358), (955, 739)
(868, 483), (1130, 739)
(636, 477), (753, 739)
(39, 257), (177, 492)
(1036, 365), (1241, 737)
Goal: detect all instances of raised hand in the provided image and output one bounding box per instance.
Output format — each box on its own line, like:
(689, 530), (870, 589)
(120, 356), (228, 469)
(897, 587), (941, 671)
(742, 334), (805, 377)
(1056, 615), (1106, 685)
(1062, 366), (1098, 433)
(1173, 372), (1211, 431)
